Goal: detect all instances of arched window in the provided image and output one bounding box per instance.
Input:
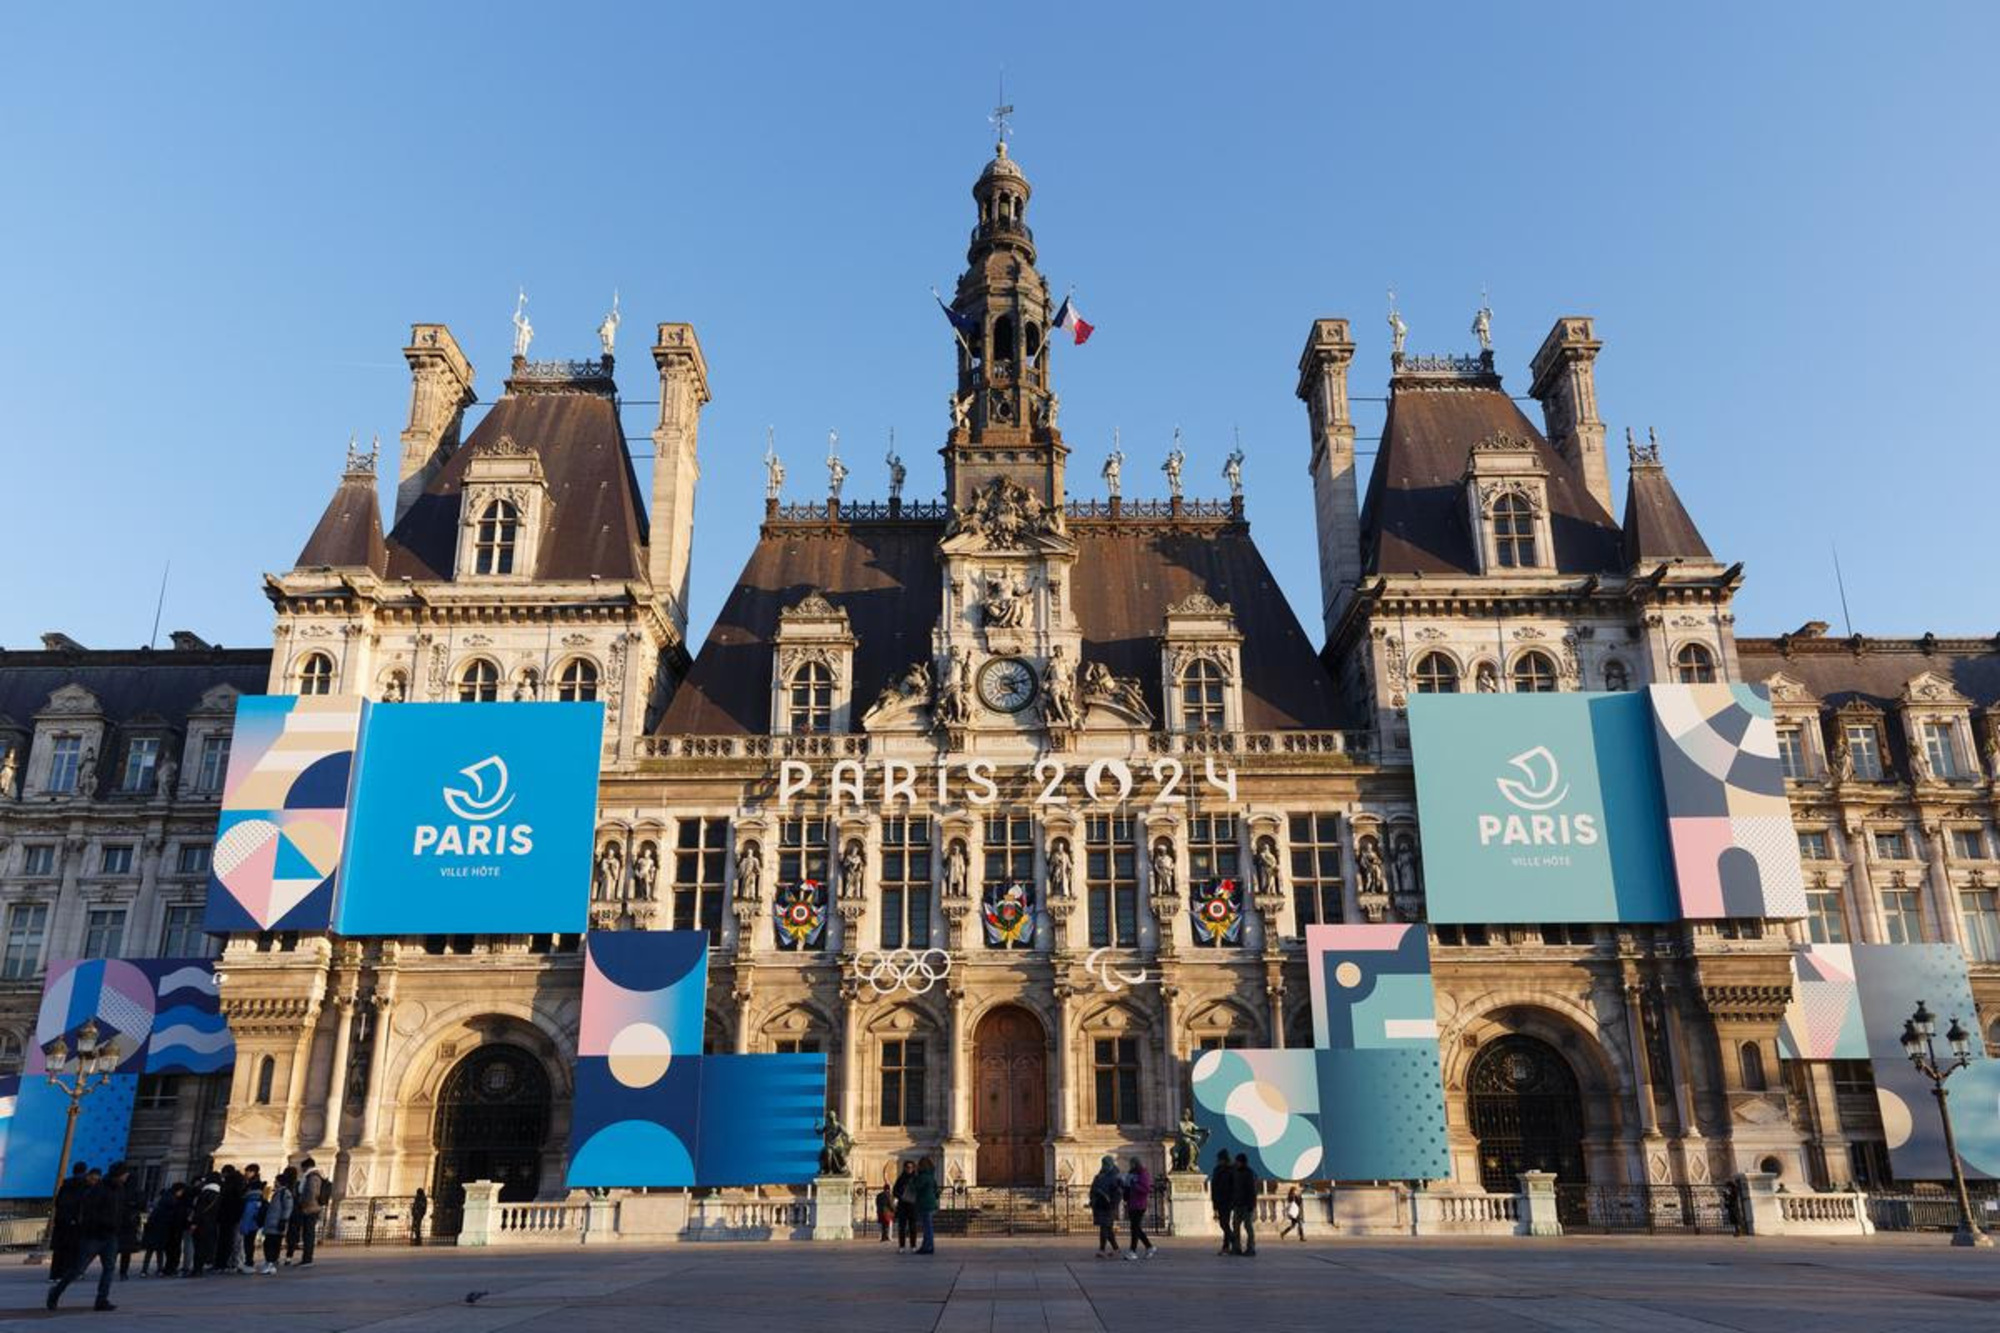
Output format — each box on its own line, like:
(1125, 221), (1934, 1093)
(297, 653), (335, 696)
(1602, 659), (1630, 692)
(1492, 493), (1538, 568)
(458, 660), (500, 703)
(1413, 652), (1459, 695)
(1181, 660), (1226, 732)
(1738, 1041), (1767, 1091)
(1675, 642), (1717, 684)
(254, 1055), (276, 1105)
(557, 659), (599, 703)
(474, 500), (520, 576)
(788, 661), (832, 734)
(1512, 650), (1559, 693)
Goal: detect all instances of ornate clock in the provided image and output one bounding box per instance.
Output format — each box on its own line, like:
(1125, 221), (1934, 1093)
(976, 657), (1038, 713)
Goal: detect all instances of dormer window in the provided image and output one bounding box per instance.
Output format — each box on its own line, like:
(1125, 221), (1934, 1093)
(1492, 493), (1538, 568)
(298, 652), (335, 696)
(1844, 722), (1884, 781)
(120, 738), (160, 793)
(788, 661), (833, 734)
(557, 658), (600, 703)
(1413, 652), (1459, 695)
(47, 736), (81, 794)
(1674, 642), (1717, 684)
(1511, 651), (1559, 693)
(474, 500), (519, 575)
(459, 660), (500, 703)
(1181, 659), (1227, 732)
(1920, 719), (1963, 779)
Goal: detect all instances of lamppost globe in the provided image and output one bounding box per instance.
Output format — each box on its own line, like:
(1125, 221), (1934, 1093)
(1901, 1020), (1924, 1061)
(1912, 1000), (1936, 1038)
(45, 1036), (69, 1072)
(1946, 1017), (1972, 1061)
(1905, 1000), (1994, 1248)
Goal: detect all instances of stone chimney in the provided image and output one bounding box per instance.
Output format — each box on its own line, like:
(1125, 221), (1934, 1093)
(396, 324), (476, 526)
(1528, 317), (1611, 515)
(649, 323), (711, 641)
(1296, 318), (1359, 642)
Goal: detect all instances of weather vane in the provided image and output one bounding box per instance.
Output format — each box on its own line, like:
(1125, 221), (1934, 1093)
(990, 74), (1014, 148)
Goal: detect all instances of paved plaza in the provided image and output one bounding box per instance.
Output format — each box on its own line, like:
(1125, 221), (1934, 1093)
(3, 1235), (1997, 1332)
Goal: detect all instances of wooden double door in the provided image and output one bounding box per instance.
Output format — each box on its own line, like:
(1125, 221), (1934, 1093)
(973, 1005), (1048, 1186)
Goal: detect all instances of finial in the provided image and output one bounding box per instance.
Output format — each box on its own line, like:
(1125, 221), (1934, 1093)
(1387, 287), (1408, 359)
(763, 427), (785, 501)
(343, 433), (379, 477)
(598, 289), (621, 356)
(512, 288), (534, 359)
(1627, 426), (1662, 466)
(1471, 287), (1493, 353)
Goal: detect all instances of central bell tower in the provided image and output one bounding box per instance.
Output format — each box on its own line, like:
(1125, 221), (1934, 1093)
(941, 140), (1068, 511)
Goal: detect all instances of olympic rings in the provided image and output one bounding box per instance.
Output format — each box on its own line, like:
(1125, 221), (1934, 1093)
(852, 947), (953, 997)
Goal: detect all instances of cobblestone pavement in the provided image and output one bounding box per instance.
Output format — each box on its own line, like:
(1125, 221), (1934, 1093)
(4, 1234), (1998, 1332)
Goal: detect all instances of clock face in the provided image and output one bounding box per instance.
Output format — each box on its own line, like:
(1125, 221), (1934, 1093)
(977, 657), (1038, 713)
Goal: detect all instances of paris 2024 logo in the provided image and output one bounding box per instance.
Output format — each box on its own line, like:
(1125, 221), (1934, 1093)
(412, 755), (535, 857)
(1477, 745), (1598, 848)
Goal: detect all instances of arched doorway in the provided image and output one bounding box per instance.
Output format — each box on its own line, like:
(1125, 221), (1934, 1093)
(973, 1005), (1047, 1186)
(1467, 1034), (1587, 1194)
(431, 1044), (552, 1236)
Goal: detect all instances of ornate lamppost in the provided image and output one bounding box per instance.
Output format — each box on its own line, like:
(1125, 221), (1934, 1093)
(40, 1019), (122, 1253)
(1900, 1000), (1994, 1247)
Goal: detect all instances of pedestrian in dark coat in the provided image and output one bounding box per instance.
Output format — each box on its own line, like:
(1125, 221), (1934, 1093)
(1089, 1155), (1125, 1256)
(1230, 1153), (1259, 1256)
(186, 1175), (221, 1276)
(1124, 1159), (1156, 1258)
(49, 1161), (91, 1281)
(116, 1170), (144, 1277)
(411, 1188), (428, 1245)
(139, 1185), (176, 1276)
(891, 1160), (917, 1250)
(215, 1165), (244, 1271)
(873, 1185), (892, 1242)
(912, 1157), (940, 1255)
(1209, 1150), (1237, 1254)
(47, 1162), (128, 1312)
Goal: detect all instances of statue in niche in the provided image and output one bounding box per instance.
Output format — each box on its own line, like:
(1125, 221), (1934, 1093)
(1047, 837), (1074, 899)
(735, 840), (765, 903)
(1253, 837), (1282, 897)
(381, 674), (406, 703)
(75, 746), (98, 798)
(936, 650), (974, 728)
(631, 844), (659, 902)
(1832, 735), (1855, 783)
(154, 754), (179, 799)
(1391, 833), (1424, 919)
(593, 841), (625, 902)
(943, 839), (970, 899)
(1150, 840), (1178, 897)
(1986, 729), (2000, 783)
(1475, 661), (1500, 693)
(839, 840), (866, 901)
(950, 392), (970, 433)
(1356, 836), (1387, 898)
(0, 746), (18, 799)
(981, 570), (1030, 628)
(1042, 646), (1079, 728)
(1908, 735), (1935, 784)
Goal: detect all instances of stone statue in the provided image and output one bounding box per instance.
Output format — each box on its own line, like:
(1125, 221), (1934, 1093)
(1101, 442), (1125, 499)
(1081, 661), (1153, 724)
(1909, 737), (1935, 784)
(593, 841), (625, 902)
(885, 444), (906, 503)
(1046, 392), (1061, 429)
(1222, 446), (1244, 498)
(381, 675), (406, 703)
(839, 840), (866, 901)
(816, 1109), (853, 1177)
(1387, 291), (1407, 357)
(1048, 837), (1074, 899)
(873, 659), (934, 713)
(943, 839), (970, 899)
(512, 675), (536, 702)
(1042, 645), (1078, 728)
(826, 432), (848, 500)
(154, 755), (178, 799)
(598, 290), (620, 356)
(512, 289), (534, 359)
(1471, 300), (1492, 353)
(1832, 736), (1855, 783)
(981, 570), (1030, 629)
(1162, 435), (1185, 499)
(950, 392), (970, 432)
(1392, 834), (1423, 908)
(1150, 840), (1178, 897)
(1356, 836), (1387, 898)
(763, 436), (785, 501)
(1475, 661), (1500, 693)
(75, 746), (97, 798)
(1986, 731), (2000, 784)
(735, 840), (765, 902)
(936, 649), (973, 728)
(1171, 1108), (1210, 1172)
(631, 844), (658, 902)
(0, 746), (17, 799)
(1253, 837), (1281, 897)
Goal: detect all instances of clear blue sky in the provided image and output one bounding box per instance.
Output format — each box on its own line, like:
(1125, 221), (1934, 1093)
(3, 4), (1993, 653)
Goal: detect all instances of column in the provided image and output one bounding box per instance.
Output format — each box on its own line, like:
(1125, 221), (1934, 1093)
(1052, 985), (1074, 1139)
(318, 995), (356, 1151)
(1660, 987), (1703, 1142)
(839, 988), (860, 1129)
(1338, 807), (1363, 924)
(1921, 823), (1967, 947)
(946, 987), (968, 1143)
(1159, 982), (1182, 1128)
(278, 1002), (323, 1151)
(359, 993), (395, 1145)
(1839, 819), (1883, 943)
(1623, 985), (1662, 1139)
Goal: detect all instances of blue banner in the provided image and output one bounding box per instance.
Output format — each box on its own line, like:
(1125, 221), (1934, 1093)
(335, 702), (603, 935)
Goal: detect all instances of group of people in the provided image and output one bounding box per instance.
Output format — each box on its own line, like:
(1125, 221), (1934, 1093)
(876, 1157), (941, 1253)
(1088, 1156), (1156, 1259)
(1209, 1150), (1305, 1255)
(46, 1155), (329, 1312)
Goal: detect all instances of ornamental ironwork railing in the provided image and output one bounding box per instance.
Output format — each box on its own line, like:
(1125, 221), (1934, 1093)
(512, 358), (612, 381)
(638, 729), (1371, 762)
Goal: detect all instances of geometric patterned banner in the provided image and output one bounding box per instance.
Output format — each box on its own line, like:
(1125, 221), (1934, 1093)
(1849, 943), (2000, 1181)
(204, 695), (364, 933)
(26, 958), (235, 1077)
(1649, 684), (1808, 920)
(1777, 945), (1868, 1061)
(0, 1073), (137, 1199)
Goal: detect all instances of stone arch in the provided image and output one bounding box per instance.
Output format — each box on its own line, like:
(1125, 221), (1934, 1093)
(972, 1002), (1048, 1185)
(1184, 996), (1264, 1050)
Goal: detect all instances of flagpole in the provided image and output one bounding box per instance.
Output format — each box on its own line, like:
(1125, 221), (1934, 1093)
(931, 286), (975, 363)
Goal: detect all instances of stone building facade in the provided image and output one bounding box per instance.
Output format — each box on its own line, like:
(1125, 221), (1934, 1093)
(6, 140), (1998, 1220)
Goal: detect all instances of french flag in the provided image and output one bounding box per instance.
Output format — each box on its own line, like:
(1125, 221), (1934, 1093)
(1052, 294), (1095, 345)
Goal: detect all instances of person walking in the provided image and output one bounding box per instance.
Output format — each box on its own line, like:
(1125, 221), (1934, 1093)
(49, 1161), (91, 1282)
(158, 1182), (189, 1277)
(286, 1156), (325, 1266)
(411, 1188), (428, 1246)
(139, 1183), (179, 1277)
(1124, 1158), (1155, 1260)
(237, 1180), (267, 1273)
(1230, 1153), (1259, 1257)
(186, 1174), (221, 1277)
(116, 1168), (144, 1278)
(1209, 1150), (1237, 1254)
(912, 1156), (940, 1255)
(215, 1165), (245, 1273)
(891, 1160), (917, 1251)
(1278, 1186), (1306, 1241)
(258, 1170), (296, 1274)
(47, 1161), (129, 1312)
(873, 1183), (892, 1242)
(1089, 1155), (1124, 1258)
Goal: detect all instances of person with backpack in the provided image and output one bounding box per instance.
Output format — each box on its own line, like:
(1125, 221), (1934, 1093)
(186, 1175), (222, 1277)
(911, 1156), (939, 1255)
(1089, 1155), (1124, 1258)
(238, 1179), (267, 1273)
(47, 1162), (128, 1312)
(258, 1169), (296, 1274)
(1278, 1186), (1306, 1241)
(1209, 1150), (1237, 1254)
(891, 1160), (917, 1251)
(286, 1156), (325, 1266)
(215, 1166), (245, 1272)
(116, 1168), (145, 1278)
(1123, 1158), (1156, 1260)
(139, 1182), (180, 1277)
(1230, 1153), (1260, 1257)
(873, 1182), (892, 1242)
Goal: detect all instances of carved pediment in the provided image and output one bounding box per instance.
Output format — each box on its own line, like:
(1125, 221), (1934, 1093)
(1762, 672), (1815, 705)
(37, 684), (102, 717)
(1902, 671), (1969, 708)
(782, 591), (841, 620)
(1166, 592), (1229, 617)
(942, 476), (1072, 554)
(190, 683), (242, 716)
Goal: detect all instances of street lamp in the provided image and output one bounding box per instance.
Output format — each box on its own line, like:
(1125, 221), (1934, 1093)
(1900, 1000), (1994, 1248)
(40, 1019), (123, 1254)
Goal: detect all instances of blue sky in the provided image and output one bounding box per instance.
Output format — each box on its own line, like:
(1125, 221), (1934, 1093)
(2, 4), (1993, 653)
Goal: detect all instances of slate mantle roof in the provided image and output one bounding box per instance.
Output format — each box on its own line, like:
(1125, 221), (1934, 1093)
(295, 470), (387, 571)
(656, 518), (1347, 735)
(1622, 460), (1712, 565)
